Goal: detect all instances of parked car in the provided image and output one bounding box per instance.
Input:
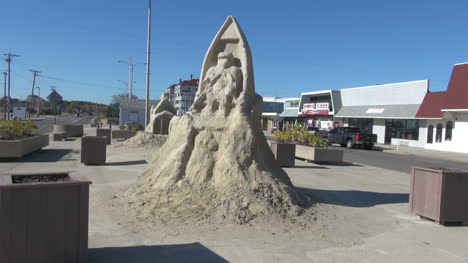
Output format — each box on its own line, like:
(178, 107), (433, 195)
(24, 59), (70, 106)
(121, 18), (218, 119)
(327, 127), (377, 150)
(307, 127), (319, 134)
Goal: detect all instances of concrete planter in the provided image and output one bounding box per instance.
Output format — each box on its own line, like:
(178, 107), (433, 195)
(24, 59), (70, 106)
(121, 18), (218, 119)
(0, 134), (49, 158)
(0, 172), (91, 263)
(81, 136), (107, 165)
(53, 124), (84, 137)
(52, 132), (67, 141)
(112, 130), (137, 140)
(271, 141), (296, 167)
(409, 167), (468, 225)
(96, 129), (111, 145)
(295, 144), (343, 163)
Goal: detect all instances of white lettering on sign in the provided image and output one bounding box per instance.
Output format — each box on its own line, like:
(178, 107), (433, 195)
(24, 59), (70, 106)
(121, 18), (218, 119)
(366, 108), (385, 114)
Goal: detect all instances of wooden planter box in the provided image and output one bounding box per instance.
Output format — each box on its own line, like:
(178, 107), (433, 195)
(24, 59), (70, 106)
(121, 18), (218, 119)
(295, 144), (343, 163)
(112, 130), (137, 140)
(409, 167), (468, 225)
(53, 124), (84, 137)
(96, 129), (111, 145)
(0, 172), (91, 263)
(271, 141), (296, 167)
(81, 136), (107, 165)
(0, 135), (49, 158)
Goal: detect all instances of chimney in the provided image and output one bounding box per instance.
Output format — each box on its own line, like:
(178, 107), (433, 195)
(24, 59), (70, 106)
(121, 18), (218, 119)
(190, 74), (193, 80)
(179, 78), (182, 83)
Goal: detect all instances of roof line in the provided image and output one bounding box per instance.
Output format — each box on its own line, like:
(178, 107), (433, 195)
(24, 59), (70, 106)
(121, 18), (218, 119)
(340, 79), (428, 91)
(454, 62), (468, 66)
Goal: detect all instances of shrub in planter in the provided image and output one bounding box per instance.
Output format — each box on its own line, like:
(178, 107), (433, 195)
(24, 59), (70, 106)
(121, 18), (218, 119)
(0, 120), (37, 140)
(274, 127), (342, 163)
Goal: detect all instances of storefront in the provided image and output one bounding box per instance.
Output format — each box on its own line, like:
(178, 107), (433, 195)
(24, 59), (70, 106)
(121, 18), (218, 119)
(298, 90), (342, 130)
(416, 63), (468, 153)
(335, 80), (429, 146)
(261, 97), (284, 131)
(279, 98), (300, 130)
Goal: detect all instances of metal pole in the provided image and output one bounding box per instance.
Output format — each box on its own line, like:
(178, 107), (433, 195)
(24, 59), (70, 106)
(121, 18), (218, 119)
(129, 58), (134, 99)
(4, 53), (19, 120)
(145, 0), (152, 127)
(3, 72), (6, 120)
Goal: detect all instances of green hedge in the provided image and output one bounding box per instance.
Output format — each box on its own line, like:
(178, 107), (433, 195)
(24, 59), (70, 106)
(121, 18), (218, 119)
(0, 120), (38, 140)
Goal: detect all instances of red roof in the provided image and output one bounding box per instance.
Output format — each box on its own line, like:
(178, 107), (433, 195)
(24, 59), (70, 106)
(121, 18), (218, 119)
(416, 63), (468, 118)
(443, 63), (468, 110)
(416, 92), (446, 118)
(179, 79), (199, 87)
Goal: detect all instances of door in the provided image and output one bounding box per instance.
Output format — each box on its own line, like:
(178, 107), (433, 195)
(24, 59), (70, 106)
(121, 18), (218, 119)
(385, 120), (393, 144)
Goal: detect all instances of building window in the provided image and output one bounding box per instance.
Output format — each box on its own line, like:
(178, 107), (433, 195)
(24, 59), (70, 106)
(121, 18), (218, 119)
(445, 121), (453, 141)
(349, 118), (373, 134)
(387, 119), (420, 140)
(427, 125), (433, 143)
(436, 123), (443, 143)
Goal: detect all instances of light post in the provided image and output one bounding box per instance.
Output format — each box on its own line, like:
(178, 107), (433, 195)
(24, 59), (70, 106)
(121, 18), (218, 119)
(118, 59), (135, 99)
(3, 72), (6, 120)
(145, 0), (152, 127)
(36, 86), (41, 117)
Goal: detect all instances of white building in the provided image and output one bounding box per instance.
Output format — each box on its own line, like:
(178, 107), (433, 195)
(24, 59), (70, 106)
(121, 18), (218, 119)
(167, 77), (199, 116)
(416, 63), (468, 153)
(119, 99), (159, 128)
(334, 80), (429, 146)
(261, 97), (285, 131)
(298, 90), (342, 130)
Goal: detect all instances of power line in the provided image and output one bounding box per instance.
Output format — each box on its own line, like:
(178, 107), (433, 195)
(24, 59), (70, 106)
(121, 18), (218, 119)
(40, 75), (120, 90)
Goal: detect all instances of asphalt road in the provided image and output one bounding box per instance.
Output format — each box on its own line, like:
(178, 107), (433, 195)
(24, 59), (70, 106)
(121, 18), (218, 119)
(33, 115), (94, 134)
(264, 134), (468, 173)
(342, 147), (468, 173)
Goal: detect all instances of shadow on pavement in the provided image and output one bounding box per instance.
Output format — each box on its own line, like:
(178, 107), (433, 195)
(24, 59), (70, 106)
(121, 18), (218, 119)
(290, 165), (329, 169)
(297, 187), (409, 207)
(89, 243), (229, 263)
(9, 149), (76, 162)
(105, 160), (147, 166)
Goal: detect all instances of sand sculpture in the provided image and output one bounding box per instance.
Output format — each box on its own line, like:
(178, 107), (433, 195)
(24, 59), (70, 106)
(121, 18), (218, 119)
(124, 16), (307, 224)
(145, 93), (177, 135)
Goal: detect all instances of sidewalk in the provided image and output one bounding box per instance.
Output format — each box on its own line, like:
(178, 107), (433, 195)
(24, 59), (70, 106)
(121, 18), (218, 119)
(378, 144), (468, 164)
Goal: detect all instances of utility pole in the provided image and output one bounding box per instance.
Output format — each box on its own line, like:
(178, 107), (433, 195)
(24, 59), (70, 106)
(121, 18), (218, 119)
(4, 53), (19, 120)
(36, 86), (41, 117)
(118, 58), (135, 99)
(29, 70), (41, 118)
(117, 80), (128, 96)
(145, 0), (152, 127)
(3, 72), (7, 120)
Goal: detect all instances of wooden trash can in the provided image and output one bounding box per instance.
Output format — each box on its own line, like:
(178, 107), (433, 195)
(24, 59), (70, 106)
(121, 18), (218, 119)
(0, 172), (91, 263)
(409, 167), (468, 225)
(270, 141), (296, 167)
(81, 136), (107, 165)
(96, 129), (111, 145)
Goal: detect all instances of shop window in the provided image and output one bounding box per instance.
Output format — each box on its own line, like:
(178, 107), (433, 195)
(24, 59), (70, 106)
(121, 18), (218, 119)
(445, 121), (453, 141)
(387, 119), (420, 140)
(349, 118), (373, 134)
(436, 123), (443, 143)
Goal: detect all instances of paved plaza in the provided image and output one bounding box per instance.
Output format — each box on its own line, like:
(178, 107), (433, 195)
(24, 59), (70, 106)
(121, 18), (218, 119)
(1, 126), (467, 262)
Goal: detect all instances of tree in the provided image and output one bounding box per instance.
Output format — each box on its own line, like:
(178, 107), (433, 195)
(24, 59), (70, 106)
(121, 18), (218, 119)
(111, 93), (138, 105)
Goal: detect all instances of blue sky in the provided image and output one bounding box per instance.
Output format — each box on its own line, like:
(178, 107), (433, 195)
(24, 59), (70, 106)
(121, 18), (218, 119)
(1, 0), (468, 104)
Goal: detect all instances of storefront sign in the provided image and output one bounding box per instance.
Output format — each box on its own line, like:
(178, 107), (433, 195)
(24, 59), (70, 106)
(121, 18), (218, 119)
(301, 103), (330, 115)
(366, 108), (385, 114)
(289, 101), (299, 108)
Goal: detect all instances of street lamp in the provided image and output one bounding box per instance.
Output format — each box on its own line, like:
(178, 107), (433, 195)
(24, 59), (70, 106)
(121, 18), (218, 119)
(36, 86), (41, 117)
(2, 72), (7, 120)
(118, 59), (136, 99)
